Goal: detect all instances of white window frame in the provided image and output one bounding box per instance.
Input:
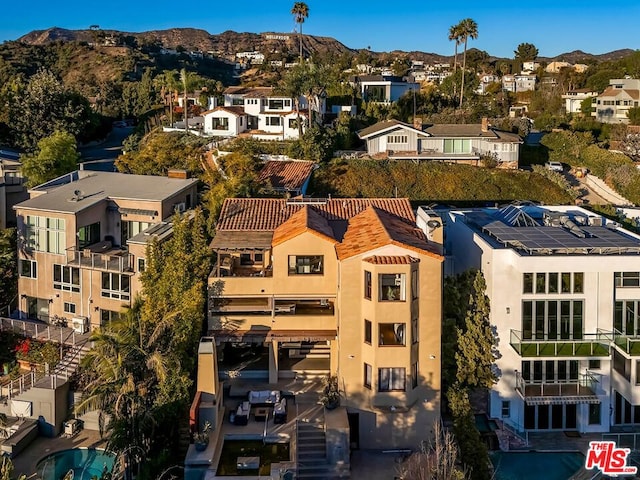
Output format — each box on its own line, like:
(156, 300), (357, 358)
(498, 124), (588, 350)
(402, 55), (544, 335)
(53, 264), (80, 293)
(101, 272), (130, 301)
(20, 259), (37, 278)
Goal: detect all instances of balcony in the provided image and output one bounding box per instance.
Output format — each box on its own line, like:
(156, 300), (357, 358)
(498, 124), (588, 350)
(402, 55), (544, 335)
(212, 258), (273, 278)
(66, 243), (133, 273)
(510, 329), (611, 357)
(515, 371), (600, 405)
(210, 298), (335, 316)
(613, 331), (640, 355)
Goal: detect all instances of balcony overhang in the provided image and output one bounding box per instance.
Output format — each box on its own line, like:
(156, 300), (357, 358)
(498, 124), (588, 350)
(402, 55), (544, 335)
(210, 231), (273, 250)
(210, 329), (337, 343)
(521, 395), (601, 406)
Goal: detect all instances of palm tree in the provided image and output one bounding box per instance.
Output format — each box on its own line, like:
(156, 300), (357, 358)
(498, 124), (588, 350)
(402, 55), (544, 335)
(457, 18), (478, 108)
(154, 70), (180, 126)
(180, 68), (201, 132)
(291, 2), (309, 62)
(448, 24), (462, 72)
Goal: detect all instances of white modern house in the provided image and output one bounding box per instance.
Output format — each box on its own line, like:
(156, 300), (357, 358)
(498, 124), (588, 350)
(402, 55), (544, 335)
(562, 89), (598, 114)
(502, 74), (537, 93)
(201, 86), (315, 140)
(592, 78), (640, 124)
(349, 75), (419, 104)
(443, 203), (640, 434)
(357, 119), (522, 166)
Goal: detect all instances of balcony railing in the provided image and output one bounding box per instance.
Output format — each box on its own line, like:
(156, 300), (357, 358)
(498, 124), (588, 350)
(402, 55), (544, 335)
(612, 329), (640, 355)
(210, 298), (335, 316)
(510, 329), (612, 357)
(515, 371), (599, 401)
(66, 247), (133, 273)
(212, 260), (273, 278)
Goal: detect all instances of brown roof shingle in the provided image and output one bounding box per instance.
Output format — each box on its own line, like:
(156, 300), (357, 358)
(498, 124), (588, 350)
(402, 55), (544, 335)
(258, 160), (315, 191)
(363, 255), (420, 264)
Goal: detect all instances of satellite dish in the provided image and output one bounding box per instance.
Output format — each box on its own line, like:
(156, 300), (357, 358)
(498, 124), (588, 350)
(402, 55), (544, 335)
(427, 220), (441, 230)
(74, 190), (82, 197)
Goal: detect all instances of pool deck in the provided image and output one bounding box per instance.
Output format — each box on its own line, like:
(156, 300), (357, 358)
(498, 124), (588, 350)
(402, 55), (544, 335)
(11, 429), (107, 479)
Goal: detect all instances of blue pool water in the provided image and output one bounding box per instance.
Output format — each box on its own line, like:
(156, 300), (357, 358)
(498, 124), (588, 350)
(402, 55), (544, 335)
(491, 451), (585, 480)
(36, 448), (116, 480)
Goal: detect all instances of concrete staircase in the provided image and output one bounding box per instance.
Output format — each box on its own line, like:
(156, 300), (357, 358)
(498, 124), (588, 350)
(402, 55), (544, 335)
(53, 341), (92, 378)
(296, 419), (340, 480)
(289, 342), (331, 359)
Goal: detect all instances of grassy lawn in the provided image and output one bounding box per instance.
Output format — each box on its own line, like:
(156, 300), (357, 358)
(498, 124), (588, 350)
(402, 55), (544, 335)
(216, 440), (290, 476)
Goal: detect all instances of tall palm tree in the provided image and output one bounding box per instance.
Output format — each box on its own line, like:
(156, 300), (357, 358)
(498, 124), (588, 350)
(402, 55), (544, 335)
(180, 68), (200, 132)
(448, 24), (462, 72)
(457, 18), (478, 108)
(291, 2), (309, 62)
(154, 70), (179, 126)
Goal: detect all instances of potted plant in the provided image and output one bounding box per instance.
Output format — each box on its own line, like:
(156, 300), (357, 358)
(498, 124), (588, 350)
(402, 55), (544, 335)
(194, 420), (211, 451)
(319, 375), (341, 410)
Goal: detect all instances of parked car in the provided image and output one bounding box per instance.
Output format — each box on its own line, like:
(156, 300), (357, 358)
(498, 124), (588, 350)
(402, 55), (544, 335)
(545, 161), (563, 172)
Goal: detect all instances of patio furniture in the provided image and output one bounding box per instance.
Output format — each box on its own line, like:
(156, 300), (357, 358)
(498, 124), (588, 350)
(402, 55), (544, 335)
(248, 390), (280, 405)
(254, 407), (269, 422)
(234, 401), (250, 425)
(237, 456), (260, 470)
(273, 398), (287, 424)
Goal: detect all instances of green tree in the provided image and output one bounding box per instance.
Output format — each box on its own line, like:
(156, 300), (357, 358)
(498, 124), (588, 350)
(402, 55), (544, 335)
(180, 68), (201, 132)
(291, 2), (309, 62)
(628, 107), (640, 125)
(457, 18), (478, 108)
(9, 69), (93, 150)
(580, 96), (595, 116)
(514, 42), (539, 62)
(21, 131), (80, 187)
(154, 70), (180, 125)
(287, 124), (336, 161)
(0, 229), (16, 316)
(455, 271), (497, 389)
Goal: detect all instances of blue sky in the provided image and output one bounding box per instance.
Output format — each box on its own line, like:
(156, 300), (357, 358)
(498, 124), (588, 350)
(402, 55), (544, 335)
(2, 0), (639, 59)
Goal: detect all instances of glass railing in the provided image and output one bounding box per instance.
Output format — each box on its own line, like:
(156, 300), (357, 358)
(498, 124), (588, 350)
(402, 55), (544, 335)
(612, 329), (640, 355)
(515, 371), (599, 397)
(66, 247), (133, 273)
(510, 329), (612, 357)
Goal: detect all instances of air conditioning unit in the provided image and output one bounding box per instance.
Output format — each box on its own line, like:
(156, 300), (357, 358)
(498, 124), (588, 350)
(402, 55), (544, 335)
(64, 419), (81, 436)
(174, 202), (186, 213)
(71, 316), (89, 334)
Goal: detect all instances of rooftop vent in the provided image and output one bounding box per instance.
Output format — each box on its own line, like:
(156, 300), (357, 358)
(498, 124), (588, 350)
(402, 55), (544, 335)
(68, 189), (84, 202)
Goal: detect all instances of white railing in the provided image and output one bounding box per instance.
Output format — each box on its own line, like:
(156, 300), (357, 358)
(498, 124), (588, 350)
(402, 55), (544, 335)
(0, 317), (90, 346)
(501, 417), (529, 447)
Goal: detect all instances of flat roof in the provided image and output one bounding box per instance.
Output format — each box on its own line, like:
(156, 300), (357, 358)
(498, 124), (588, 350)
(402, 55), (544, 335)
(15, 171), (198, 214)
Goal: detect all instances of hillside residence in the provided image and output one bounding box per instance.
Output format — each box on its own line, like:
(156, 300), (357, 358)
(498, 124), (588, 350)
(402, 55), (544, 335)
(201, 86), (320, 140)
(502, 73), (537, 93)
(349, 74), (419, 104)
(0, 150), (27, 228)
(444, 204), (640, 435)
(257, 160), (315, 196)
(198, 197), (444, 449)
(562, 88), (599, 114)
(476, 73), (500, 95)
(357, 119), (522, 167)
(522, 61), (541, 72)
(546, 61), (572, 73)
(176, 91), (218, 112)
(592, 78), (640, 124)
(14, 170), (198, 331)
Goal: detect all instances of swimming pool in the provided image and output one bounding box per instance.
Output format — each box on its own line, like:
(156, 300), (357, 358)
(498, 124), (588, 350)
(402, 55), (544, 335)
(36, 448), (116, 480)
(491, 451), (584, 480)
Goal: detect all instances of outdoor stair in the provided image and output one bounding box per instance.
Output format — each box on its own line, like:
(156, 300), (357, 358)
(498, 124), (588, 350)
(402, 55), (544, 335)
(296, 420), (341, 480)
(289, 343), (331, 359)
(53, 342), (92, 378)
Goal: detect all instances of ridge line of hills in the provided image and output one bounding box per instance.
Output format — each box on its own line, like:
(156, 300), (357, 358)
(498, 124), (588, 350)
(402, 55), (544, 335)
(14, 26), (635, 65)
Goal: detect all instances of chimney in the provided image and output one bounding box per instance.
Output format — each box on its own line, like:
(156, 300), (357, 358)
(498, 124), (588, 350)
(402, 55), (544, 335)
(414, 117), (423, 130)
(168, 169), (189, 179)
(481, 117), (489, 133)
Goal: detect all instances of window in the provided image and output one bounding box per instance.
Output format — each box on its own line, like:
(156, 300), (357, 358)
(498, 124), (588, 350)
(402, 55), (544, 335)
(101, 273), (130, 300)
(561, 273), (571, 293)
(443, 139), (471, 154)
(25, 216), (65, 254)
(266, 116), (282, 126)
(289, 119), (298, 129)
(615, 272), (640, 287)
(100, 309), (122, 326)
(231, 98), (244, 106)
(525, 272), (583, 294)
(364, 271), (372, 299)
(53, 265), (80, 292)
(589, 403), (601, 425)
(63, 302), (76, 314)
(379, 274), (406, 301)
(613, 349), (631, 381)
(589, 359), (601, 370)
(411, 363), (418, 389)
(211, 117), (229, 130)
(364, 320), (372, 344)
(364, 363), (372, 389)
(522, 360), (578, 382)
(138, 258), (145, 273)
(77, 222), (100, 249)
(387, 135), (408, 144)
(122, 221), (152, 244)
(411, 270), (418, 299)
(614, 300), (640, 335)
(378, 367), (405, 392)
(288, 255), (323, 275)
(20, 259), (37, 278)
(379, 323), (406, 346)
(523, 273), (533, 293)
(268, 99), (284, 110)
(501, 401), (510, 418)
(412, 317), (418, 344)
(522, 300), (583, 340)
(535, 273), (546, 293)
(636, 360), (640, 385)
(548, 273), (558, 293)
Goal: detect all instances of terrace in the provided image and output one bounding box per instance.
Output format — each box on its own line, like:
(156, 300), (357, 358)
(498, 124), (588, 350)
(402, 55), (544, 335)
(509, 329), (611, 357)
(65, 241), (133, 273)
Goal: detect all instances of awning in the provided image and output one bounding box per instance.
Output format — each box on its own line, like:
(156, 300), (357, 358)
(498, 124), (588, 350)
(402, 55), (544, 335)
(210, 231), (273, 250)
(524, 396), (601, 406)
(118, 207), (158, 217)
(210, 329), (337, 343)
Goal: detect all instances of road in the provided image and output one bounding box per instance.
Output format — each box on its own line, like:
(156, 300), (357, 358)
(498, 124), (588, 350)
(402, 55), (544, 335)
(79, 126), (134, 171)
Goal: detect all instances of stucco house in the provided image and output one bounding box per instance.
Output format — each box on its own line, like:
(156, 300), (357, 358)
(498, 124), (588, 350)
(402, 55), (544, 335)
(349, 75), (419, 104)
(358, 119), (522, 167)
(592, 78), (640, 124)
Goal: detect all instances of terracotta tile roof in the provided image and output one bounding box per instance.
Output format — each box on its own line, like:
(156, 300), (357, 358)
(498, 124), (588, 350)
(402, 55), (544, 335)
(272, 205), (336, 246)
(335, 206), (442, 260)
(363, 255), (420, 264)
(216, 198), (416, 232)
(258, 160), (315, 191)
(202, 106), (245, 116)
(223, 86), (273, 96)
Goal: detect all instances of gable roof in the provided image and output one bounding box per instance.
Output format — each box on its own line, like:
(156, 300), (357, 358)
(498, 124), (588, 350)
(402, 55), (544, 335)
(335, 206), (442, 260)
(358, 120), (426, 139)
(258, 160), (315, 191)
(202, 105), (246, 117)
(272, 205), (336, 246)
(599, 87), (640, 100)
